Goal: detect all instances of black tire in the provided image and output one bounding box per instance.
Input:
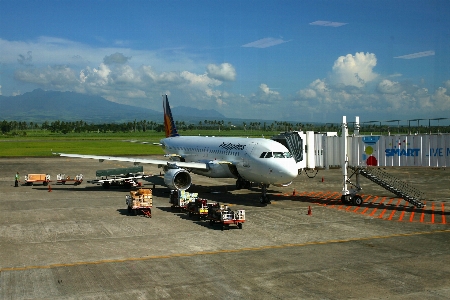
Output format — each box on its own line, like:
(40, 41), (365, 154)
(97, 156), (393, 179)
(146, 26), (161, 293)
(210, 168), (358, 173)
(341, 195), (351, 204)
(352, 195), (363, 206)
(238, 223), (243, 229)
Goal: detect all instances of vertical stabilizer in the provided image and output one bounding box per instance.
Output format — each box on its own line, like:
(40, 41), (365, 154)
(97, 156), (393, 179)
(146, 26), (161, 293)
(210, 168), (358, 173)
(163, 95), (180, 138)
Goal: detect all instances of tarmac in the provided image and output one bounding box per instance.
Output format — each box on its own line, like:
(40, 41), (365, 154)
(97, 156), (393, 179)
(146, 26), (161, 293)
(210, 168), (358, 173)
(1, 156), (449, 299)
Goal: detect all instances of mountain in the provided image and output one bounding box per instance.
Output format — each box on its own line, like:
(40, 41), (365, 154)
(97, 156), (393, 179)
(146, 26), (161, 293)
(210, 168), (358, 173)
(0, 89), (224, 123)
(171, 106), (225, 119)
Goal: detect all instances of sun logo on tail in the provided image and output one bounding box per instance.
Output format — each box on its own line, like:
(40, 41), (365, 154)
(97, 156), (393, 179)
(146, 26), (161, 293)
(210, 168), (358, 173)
(163, 95), (180, 138)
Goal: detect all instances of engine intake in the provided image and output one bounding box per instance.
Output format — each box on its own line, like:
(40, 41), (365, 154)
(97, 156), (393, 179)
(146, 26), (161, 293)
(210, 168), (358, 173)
(164, 168), (191, 190)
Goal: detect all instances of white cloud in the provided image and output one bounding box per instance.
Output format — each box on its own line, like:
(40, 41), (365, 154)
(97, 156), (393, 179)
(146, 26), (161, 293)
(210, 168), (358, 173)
(242, 37), (290, 48)
(14, 65), (78, 88)
(309, 20), (347, 27)
(249, 83), (281, 104)
(432, 87), (450, 111)
(377, 79), (403, 94)
(206, 63), (236, 81)
(394, 50), (435, 59)
(330, 52), (378, 87)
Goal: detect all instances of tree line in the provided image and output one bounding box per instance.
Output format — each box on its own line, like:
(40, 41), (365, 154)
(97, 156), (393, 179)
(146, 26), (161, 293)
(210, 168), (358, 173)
(3, 119), (446, 135)
(1, 119), (325, 135)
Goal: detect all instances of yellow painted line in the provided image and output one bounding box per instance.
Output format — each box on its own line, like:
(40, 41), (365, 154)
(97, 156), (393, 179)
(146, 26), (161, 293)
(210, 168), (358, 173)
(2, 229), (450, 273)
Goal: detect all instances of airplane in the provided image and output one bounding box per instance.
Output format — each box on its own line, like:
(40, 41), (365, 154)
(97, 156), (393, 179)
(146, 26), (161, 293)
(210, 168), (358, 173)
(57, 95), (299, 204)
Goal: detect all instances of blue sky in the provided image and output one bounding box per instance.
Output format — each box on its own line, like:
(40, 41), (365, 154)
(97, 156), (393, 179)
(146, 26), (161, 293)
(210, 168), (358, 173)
(1, 0), (449, 124)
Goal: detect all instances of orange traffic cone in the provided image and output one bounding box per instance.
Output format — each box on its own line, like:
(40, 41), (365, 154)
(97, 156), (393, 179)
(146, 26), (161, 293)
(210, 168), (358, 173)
(293, 189), (296, 196)
(321, 177), (324, 182)
(307, 206), (312, 216)
(48, 185), (52, 192)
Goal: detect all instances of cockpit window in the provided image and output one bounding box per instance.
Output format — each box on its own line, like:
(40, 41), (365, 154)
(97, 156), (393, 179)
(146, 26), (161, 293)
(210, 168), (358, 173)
(284, 152), (293, 158)
(260, 152), (292, 158)
(273, 152), (284, 158)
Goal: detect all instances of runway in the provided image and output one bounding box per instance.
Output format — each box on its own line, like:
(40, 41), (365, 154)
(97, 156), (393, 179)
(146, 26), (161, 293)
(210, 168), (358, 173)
(1, 157), (449, 299)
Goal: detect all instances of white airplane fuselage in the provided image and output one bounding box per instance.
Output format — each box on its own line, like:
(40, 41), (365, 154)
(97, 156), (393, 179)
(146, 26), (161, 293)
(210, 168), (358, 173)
(160, 135), (298, 186)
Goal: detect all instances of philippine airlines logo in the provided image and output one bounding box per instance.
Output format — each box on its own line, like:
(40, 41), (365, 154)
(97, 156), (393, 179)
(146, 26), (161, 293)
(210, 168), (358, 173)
(219, 142), (246, 151)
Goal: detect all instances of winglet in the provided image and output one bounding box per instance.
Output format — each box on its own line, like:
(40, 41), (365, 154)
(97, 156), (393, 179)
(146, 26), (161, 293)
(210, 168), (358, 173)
(163, 95), (179, 138)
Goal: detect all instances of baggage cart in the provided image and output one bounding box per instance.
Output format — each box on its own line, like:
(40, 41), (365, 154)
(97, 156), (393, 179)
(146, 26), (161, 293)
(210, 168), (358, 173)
(169, 190), (198, 212)
(56, 174), (83, 185)
(207, 204), (245, 230)
(24, 174), (51, 186)
(126, 188), (153, 218)
(185, 198), (210, 220)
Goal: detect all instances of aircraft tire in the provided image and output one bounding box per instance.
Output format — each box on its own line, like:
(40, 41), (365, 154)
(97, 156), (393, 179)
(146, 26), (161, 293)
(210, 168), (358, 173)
(341, 195), (351, 204)
(352, 195), (363, 206)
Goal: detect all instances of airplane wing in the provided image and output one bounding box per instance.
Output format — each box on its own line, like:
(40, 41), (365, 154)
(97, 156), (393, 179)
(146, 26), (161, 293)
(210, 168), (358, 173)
(56, 153), (209, 170)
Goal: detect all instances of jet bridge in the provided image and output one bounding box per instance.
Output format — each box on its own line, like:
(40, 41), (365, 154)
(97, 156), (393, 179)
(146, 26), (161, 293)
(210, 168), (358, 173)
(273, 116), (450, 208)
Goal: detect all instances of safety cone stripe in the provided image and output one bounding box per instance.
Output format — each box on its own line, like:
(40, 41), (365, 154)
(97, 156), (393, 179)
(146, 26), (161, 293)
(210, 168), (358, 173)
(442, 203), (446, 225)
(279, 190), (447, 225)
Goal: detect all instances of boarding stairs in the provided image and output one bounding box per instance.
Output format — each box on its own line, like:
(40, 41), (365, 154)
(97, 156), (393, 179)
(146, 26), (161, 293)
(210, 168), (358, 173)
(350, 167), (425, 208)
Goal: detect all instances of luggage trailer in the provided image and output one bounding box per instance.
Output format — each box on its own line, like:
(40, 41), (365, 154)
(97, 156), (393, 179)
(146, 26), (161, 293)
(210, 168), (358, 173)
(56, 174), (83, 185)
(207, 204), (246, 230)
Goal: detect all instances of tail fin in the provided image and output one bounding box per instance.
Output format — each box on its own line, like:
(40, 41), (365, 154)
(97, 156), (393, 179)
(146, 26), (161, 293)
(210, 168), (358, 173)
(163, 95), (180, 138)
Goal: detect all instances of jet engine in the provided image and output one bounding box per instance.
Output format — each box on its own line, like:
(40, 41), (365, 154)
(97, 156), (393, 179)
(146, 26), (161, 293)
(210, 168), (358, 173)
(164, 167), (192, 190)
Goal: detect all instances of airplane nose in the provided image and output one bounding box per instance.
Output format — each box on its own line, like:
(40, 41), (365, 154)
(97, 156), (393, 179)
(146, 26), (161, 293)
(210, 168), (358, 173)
(286, 164), (299, 179)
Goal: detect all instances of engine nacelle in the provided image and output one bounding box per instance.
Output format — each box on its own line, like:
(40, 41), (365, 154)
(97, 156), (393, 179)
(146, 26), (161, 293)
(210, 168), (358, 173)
(164, 168), (192, 190)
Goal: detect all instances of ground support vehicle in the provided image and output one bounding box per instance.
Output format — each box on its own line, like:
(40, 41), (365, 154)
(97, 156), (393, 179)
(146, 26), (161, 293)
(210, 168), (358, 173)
(207, 204), (246, 230)
(56, 174), (83, 185)
(88, 166), (151, 189)
(24, 174), (51, 186)
(185, 198), (210, 220)
(125, 188), (153, 218)
(169, 190), (198, 212)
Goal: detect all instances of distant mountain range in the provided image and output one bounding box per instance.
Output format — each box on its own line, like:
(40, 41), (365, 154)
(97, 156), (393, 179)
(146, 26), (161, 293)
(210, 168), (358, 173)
(0, 89), (225, 123)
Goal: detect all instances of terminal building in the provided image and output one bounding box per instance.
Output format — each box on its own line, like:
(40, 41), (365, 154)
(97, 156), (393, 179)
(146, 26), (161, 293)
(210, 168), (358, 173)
(271, 116), (450, 208)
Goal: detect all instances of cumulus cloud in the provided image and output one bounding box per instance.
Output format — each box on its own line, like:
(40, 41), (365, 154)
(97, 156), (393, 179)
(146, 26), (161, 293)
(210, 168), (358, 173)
(330, 52), (378, 87)
(377, 79), (403, 94)
(249, 83), (281, 104)
(15, 65), (78, 89)
(206, 63), (236, 81)
(103, 52), (131, 65)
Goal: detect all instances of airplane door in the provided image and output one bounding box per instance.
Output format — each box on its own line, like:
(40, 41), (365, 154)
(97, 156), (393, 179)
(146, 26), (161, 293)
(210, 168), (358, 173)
(243, 142), (257, 168)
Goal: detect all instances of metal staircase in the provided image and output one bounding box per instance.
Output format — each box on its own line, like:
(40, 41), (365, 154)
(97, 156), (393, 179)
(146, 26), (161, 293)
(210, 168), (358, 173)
(351, 167), (425, 208)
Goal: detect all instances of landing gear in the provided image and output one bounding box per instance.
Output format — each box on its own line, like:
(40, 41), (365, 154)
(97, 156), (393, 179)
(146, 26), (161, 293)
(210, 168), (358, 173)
(341, 194), (363, 206)
(341, 195), (351, 204)
(259, 184), (271, 206)
(235, 178), (251, 189)
(352, 195), (363, 206)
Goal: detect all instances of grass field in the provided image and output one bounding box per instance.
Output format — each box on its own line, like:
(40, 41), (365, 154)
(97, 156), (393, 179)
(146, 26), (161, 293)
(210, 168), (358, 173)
(0, 129), (275, 157)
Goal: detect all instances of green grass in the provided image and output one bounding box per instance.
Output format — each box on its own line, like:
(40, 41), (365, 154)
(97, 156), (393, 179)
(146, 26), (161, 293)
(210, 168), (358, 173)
(0, 129), (277, 157)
